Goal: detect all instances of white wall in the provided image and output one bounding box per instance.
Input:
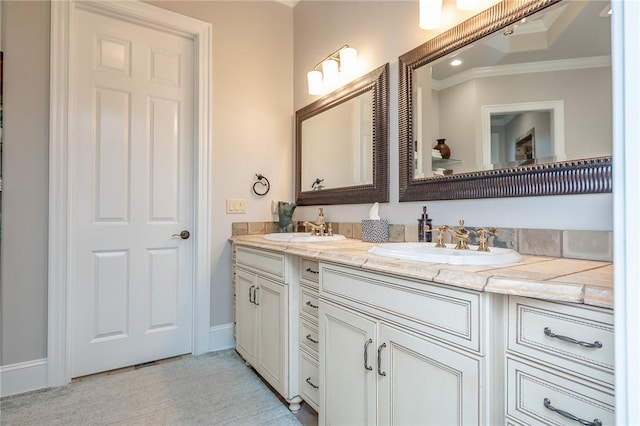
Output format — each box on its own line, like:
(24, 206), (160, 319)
(145, 0), (294, 337)
(292, 0), (612, 232)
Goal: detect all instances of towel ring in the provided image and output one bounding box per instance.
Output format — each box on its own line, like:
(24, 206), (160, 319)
(252, 174), (270, 196)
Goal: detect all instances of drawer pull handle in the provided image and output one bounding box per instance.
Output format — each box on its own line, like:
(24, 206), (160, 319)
(364, 338), (373, 371)
(253, 287), (259, 305)
(306, 334), (319, 344)
(306, 267), (319, 274)
(306, 300), (319, 309)
(249, 286), (255, 304)
(544, 327), (603, 348)
(305, 377), (319, 389)
(543, 398), (602, 426)
(377, 343), (387, 376)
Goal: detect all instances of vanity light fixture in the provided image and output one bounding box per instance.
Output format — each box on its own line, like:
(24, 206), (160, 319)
(307, 45), (358, 95)
(419, 0), (442, 30)
(420, 0), (480, 30)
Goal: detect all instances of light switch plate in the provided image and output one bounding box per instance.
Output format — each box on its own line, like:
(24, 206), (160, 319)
(226, 199), (246, 214)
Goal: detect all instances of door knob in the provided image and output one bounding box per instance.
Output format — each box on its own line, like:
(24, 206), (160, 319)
(172, 230), (190, 240)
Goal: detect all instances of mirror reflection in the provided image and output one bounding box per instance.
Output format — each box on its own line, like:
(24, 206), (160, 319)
(301, 91), (373, 190)
(296, 63), (389, 206)
(413, 0), (611, 179)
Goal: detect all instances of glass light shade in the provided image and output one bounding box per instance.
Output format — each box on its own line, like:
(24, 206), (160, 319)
(456, 0), (478, 10)
(307, 70), (323, 95)
(322, 59), (339, 90)
(339, 47), (358, 77)
(419, 0), (443, 30)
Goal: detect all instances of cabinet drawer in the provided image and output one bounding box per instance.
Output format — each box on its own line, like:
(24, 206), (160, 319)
(508, 296), (614, 387)
(300, 287), (320, 320)
(236, 246), (285, 281)
(321, 263), (482, 352)
(300, 318), (319, 354)
(300, 258), (320, 287)
(300, 350), (320, 411)
(507, 358), (614, 425)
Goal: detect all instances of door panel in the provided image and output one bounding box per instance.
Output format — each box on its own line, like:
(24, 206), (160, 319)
(257, 277), (287, 394)
(319, 301), (377, 426)
(70, 7), (194, 377)
(378, 324), (481, 426)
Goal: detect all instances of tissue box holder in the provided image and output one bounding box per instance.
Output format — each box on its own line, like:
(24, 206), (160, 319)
(361, 219), (389, 243)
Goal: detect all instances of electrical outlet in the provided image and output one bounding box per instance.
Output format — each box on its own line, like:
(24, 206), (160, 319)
(271, 200), (278, 214)
(226, 199), (246, 214)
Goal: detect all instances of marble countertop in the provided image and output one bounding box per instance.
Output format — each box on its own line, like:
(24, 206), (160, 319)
(230, 235), (613, 309)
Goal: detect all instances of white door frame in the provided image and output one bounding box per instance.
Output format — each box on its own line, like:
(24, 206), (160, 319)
(48, 0), (212, 387)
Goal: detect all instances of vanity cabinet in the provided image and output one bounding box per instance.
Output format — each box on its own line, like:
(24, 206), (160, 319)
(318, 262), (489, 426)
(505, 296), (615, 425)
(233, 246), (301, 412)
(231, 239), (615, 424)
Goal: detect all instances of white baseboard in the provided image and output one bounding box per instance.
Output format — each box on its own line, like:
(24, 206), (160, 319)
(209, 323), (235, 352)
(0, 358), (48, 397)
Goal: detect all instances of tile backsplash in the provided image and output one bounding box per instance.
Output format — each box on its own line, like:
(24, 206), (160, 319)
(231, 221), (613, 262)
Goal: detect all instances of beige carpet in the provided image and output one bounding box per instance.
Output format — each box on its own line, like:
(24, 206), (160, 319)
(0, 350), (301, 426)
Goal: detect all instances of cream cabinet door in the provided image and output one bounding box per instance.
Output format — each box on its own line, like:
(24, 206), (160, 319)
(256, 276), (288, 396)
(235, 269), (258, 366)
(378, 323), (481, 426)
(319, 301), (377, 426)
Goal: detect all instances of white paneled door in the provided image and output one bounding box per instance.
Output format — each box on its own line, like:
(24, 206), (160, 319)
(69, 6), (194, 378)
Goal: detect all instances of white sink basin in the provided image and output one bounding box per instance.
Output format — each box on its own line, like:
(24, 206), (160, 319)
(264, 232), (347, 243)
(368, 242), (522, 266)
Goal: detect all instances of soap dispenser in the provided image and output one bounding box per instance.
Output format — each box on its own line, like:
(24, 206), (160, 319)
(418, 206), (433, 242)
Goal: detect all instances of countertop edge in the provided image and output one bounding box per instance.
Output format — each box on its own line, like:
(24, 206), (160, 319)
(229, 236), (613, 309)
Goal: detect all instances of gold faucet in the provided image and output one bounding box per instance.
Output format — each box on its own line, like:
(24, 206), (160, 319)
(303, 208), (327, 236)
(447, 219), (470, 250)
(474, 227), (497, 252)
(427, 225), (449, 248)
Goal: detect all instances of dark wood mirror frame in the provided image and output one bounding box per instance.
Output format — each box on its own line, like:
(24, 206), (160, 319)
(398, 0), (612, 202)
(296, 63), (389, 206)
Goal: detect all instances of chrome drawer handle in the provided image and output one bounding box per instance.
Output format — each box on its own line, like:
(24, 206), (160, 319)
(305, 300), (319, 309)
(377, 343), (387, 376)
(544, 327), (603, 348)
(363, 338), (373, 371)
(249, 286), (255, 304)
(306, 267), (319, 274)
(305, 377), (319, 389)
(306, 334), (319, 344)
(543, 398), (602, 426)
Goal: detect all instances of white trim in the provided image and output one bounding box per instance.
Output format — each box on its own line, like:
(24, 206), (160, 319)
(48, 0), (212, 387)
(209, 324), (236, 352)
(432, 56), (611, 91)
(613, 1), (640, 424)
(0, 359), (48, 397)
(481, 100), (565, 169)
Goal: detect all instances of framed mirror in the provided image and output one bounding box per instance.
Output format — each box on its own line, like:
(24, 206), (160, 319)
(399, 0), (612, 201)
(296, 63), (389, 206)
